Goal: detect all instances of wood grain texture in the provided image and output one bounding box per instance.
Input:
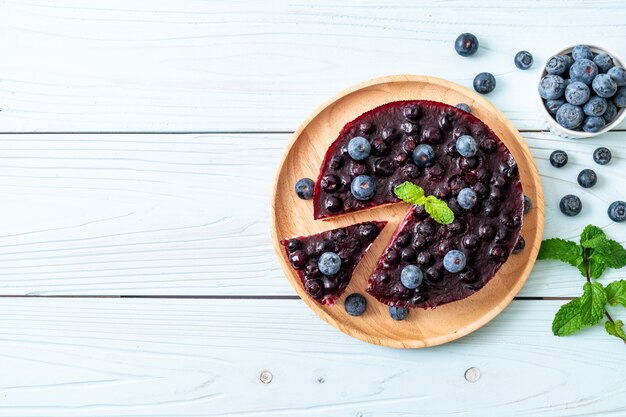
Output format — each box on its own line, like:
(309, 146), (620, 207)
(1, 0), (626, 132)
(0, 298), (622, 417)
(0, 132), (622, 297)
(271, 75), (544, 347)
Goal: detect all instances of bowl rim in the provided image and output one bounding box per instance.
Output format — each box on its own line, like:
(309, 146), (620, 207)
(537, 44), (626, 138)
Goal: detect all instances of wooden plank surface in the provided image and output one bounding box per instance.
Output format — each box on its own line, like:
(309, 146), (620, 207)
(0, 297), (622, 417)
(0, 132), (622, 297)
(1, 0), (626, 132)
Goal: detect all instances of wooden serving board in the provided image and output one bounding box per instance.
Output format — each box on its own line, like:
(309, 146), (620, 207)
(271, 75), (544, 348)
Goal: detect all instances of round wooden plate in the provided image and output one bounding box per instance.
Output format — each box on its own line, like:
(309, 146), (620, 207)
(271, 75), (544, 348)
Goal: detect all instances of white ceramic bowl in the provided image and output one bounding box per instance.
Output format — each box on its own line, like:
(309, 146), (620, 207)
(537, 44), (626, 139)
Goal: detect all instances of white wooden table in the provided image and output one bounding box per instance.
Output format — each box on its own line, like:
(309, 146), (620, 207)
(0, 1), (625, 415)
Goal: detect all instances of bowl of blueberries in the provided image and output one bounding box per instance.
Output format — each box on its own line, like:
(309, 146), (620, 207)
(538, 44), (626, 138)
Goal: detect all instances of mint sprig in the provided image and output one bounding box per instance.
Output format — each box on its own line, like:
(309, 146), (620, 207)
(393, 182), (454, 225)
(538, 224), (626, 344)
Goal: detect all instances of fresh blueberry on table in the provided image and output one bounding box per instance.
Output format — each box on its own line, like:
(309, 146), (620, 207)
(350, 175), (376, 200)
(443, 250), (467, 273)
(572, 44), (594, 61)
(593, 53), (614, 73)
(577, 169), (597, 188)
(556, 103), (584, 129)
(550, 150), (568, 168)
(538, 75), (566, 100)
(603, 101), (618, 123)
(545, 99), (565, 115)
(455, 33), (479, 56)
(523, 195), (532, 214)
(344, 293), (367, 316)
(582, 116), (606, 133)
(583, 96), (608, 116)
(614, 86), (626, 107)
(514, 50), (533, 70)
(593, 147), (612, 165)
(318, 252), (341, 275)
(347, 136), (371, 161)
(457, 187), (478, 210)
(473, 72), (496, 94)
(295, 178), (315, 200)
(564, 81), (590, 105)
(456, 135), (477, 157)
(560, 194), (582, 216)
(545, 55), (573, 75)
(570, 59), (598, 85)
(400, 265), (423, 289)
(608, 200), (626, 222)
(592, 74), (618, 98)
(608, 66), (626, 86)
(456, 103), (471, 113)
(389, 306), (410, 321)
(412, 144), (436, 168)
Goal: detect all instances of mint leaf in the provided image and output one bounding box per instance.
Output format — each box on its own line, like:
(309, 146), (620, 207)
(537, 238), (583, 267)
(552, 298), (585, 336)
(423, 195), (454, 225)
(606, 280), (626, 307)
(580, 225), (610, 253)
(578, 256), (607, 279)
(605, 320), (626, 341)
(601, 240), (626, 269)
(394, 182), (426, 205)
(580, 282), (607, 326)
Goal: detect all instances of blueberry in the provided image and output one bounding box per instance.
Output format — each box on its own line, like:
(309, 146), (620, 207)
(318, 252), (341, 275)
(455, 33), (479, 57)
(443, 250), (467, 273)
(608, 200), (626, 222)
(564, 81), (590, 105)
(295, 178), (315, 200)
(514, 50), (533, 70)
(412, 144), (436, 168)
(604, 101), (618, 123)
(545, 55), (573, 75)
(344, 293), (367, 316)
(592, 74), (618, 98)
(556, 103), (584, 130)
(593, 147), (612, 165)
(614, 86), (626, 107)
(513, 236), (526, 254)
(582, 116), (606, 133)
(473, 72), (496, 94)
(569, 59), (598, 85)
(583, 96), (608, 116)
(608, 66), (626, 86)
(523, 195), (532, 214)
(389, 306), (410, 321)
(457, 187), (478, 210)
(347, 136), (371, 161)
(594, 53), (614, 73)
(545, 99), (566, 115)
(456, 135), (477, 157)
(400, 265), (423, 289)
(456, 103), (471, 113)
(572, 44), (594, 61)
(577, 169), (597, 188)
(560, 194), (582, 217)
(538, 75), (566, 100)
(350, 175), (376, 200)
(550, 150), (568, 168)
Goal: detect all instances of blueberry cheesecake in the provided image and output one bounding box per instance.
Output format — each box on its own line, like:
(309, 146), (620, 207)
(280, 221), (387, 305)
(313, 100), (523, 220)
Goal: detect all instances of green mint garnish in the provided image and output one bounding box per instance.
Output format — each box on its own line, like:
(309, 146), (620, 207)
(393, 181), (454, 225)
(538, 225), (626, 345)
